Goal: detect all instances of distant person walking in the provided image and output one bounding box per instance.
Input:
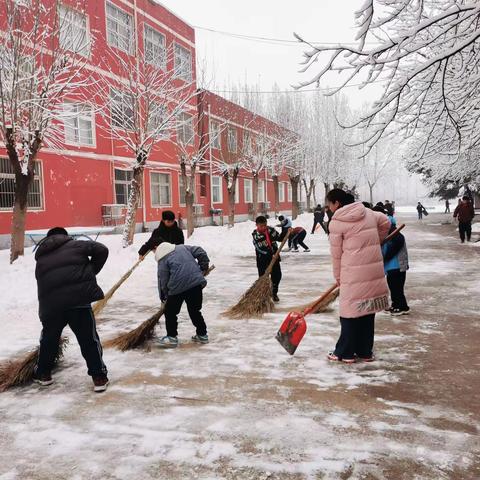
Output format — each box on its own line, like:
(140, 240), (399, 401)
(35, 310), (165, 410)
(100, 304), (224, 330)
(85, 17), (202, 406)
(416, 202), (427, 220)
(311, 204), (327, 234)
(453, 196), (475, 243)
(445, 199), (451, 213)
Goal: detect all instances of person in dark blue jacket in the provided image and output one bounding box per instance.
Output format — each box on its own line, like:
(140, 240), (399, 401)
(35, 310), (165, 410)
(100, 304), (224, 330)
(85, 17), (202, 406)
(382, 216), (410, 316)
(155, 242), (210, 348)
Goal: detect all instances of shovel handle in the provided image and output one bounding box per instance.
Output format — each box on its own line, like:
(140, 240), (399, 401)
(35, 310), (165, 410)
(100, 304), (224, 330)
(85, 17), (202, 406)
(303, 284), (339, 316)
(266, 228), (291, 275)
(381, 224), (405, 245)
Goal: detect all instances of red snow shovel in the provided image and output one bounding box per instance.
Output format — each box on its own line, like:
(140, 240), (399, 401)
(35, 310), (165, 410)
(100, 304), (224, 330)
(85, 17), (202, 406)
(276, 223), (406, 355)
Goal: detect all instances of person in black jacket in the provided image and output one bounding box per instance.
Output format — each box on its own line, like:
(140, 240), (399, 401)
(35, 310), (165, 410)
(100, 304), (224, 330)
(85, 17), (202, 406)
(252, 216), (283, 302)
(33, 227), (109, 392)
(138, 210), (184, 257)
(311, 204), (327, 234)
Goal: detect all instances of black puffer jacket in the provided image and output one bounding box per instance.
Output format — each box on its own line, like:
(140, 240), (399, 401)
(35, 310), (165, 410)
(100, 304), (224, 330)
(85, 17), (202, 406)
(138, 221), (185, 256)
(35, 235), (109, 318)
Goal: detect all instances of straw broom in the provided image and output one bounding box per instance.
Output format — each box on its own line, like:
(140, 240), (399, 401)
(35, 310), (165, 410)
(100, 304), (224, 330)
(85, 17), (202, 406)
(105, 265), (216, 351)
(0, 338), (69, 392)
(92, 251), (150, 316)
(225, 231), (291, 319)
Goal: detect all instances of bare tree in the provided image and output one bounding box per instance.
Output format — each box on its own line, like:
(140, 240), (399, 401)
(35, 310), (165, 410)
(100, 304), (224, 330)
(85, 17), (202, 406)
(0, 0), (93, 262)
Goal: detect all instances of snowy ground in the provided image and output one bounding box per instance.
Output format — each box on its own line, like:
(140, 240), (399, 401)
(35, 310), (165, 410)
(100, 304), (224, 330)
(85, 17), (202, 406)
(1, 213), (479, 479)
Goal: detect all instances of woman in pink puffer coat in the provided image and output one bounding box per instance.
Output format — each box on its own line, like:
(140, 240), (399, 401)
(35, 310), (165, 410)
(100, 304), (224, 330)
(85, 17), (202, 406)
(326, 189), (391, 364)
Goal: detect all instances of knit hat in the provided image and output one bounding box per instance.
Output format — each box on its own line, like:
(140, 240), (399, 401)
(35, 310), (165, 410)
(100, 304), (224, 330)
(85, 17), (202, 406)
(155, 242), (176, 262)
(162, 210), (175, 221)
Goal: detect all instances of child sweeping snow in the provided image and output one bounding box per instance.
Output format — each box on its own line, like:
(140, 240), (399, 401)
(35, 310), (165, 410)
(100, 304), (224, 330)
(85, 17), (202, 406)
(290, 226), (310, 252)
(155, 242), (210, 348)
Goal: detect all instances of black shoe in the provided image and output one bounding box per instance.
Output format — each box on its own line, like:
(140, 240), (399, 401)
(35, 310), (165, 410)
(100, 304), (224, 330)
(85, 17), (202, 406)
(33, 373), (53, 386)
(273, 294), (280, 303)
(92, 375), (109, 393)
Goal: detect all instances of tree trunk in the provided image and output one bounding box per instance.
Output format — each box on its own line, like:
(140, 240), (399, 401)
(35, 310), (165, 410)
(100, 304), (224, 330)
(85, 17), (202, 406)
(303, 178), (315, 212)
(323, 182), (330, 204)
(181, 160), (197, 238)
(369, 184), (374, 204)
(252, 174), (259, 219)
(272, 175), (280, 216)
(122, 165), (143, 247)
(313, 184), (317, 206)
(225, 168), (239, 227)
(290, 175), (301, 220)
(10, 171), (32, 263)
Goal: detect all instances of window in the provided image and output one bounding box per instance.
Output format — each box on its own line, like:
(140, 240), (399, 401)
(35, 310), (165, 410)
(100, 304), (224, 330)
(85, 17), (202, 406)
(210, 121), (221, 149)
(174, 43), (192, 81)
(177, 112), (194, 145)
(115, 169), (134, 205)
(199, 173), (207, 197)
(110, 88), (134, 130)
(63, 103), (94, 146)
(235, 178), (240, 204)
(59, 5), (89, 56)
(147, 104), (167, 135)
(244, 178), (252, 203)
(279, 182), (285, 203)
(258, 179), (266, 203)
(106, 2), (133, 53)
(179, 175), (195, 205)
(243, 132), (252, 154)
(212, 176), (222, 203)
(287, 183), (292, 202)
(227, 127), (237, 153)
(150, 172), (171, 206)
(0, 158), (43, 210)
(144, 25), (166, 69)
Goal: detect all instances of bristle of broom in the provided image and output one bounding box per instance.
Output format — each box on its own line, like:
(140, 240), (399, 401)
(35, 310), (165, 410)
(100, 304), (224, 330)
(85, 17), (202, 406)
(104, 307), (165, 351)
(0, 337), (69, 392)
(224, 274), (275, 319)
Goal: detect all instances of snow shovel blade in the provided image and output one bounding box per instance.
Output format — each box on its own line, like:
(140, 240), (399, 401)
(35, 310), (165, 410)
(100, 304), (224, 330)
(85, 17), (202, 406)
(275, 311), (307, 355)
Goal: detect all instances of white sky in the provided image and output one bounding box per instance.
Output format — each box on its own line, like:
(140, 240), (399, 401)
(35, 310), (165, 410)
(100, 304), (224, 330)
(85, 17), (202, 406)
(159, 0), (381, 106)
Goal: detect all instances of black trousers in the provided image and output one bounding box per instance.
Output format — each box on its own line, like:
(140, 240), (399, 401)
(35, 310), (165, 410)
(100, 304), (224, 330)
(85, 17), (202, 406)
(334, 314), (375, 360)
(386, 269), (408, 310)
(257, 258), (282, 295)
(165, 285), (207, 338)
(459, 221), (472, 242)
(312, 220), (327, 234)
(292, 230), (309, 250)
(36, 307), (107, 377)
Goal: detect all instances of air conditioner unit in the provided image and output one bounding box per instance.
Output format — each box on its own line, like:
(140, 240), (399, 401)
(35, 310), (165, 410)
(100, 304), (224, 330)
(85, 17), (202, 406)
(193, 204), (204, 216)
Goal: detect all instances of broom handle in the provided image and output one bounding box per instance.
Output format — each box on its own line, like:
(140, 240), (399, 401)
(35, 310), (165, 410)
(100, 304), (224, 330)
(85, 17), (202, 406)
(303, 224), (406, 316)
(265, 229), (291, 275)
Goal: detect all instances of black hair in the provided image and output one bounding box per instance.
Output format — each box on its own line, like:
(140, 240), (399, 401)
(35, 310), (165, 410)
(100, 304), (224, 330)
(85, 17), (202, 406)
(372, 205), (386, 214)
(47, 227), (69, 237)
(255, 215), (267, 224)
(326, 189), (355, 207)
(278, 215), (284, 221)
(162, 210), (175, 221)
(462, 195), (470, 201)
(362, 201), (372, 209)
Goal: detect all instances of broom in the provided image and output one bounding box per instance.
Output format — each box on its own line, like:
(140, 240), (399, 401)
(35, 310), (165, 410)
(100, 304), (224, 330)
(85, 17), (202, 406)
(224, 231), (291, 319)
(105, 265), (216, 351)
(0, 337), (69, 392)
(92, 251), (150, 316)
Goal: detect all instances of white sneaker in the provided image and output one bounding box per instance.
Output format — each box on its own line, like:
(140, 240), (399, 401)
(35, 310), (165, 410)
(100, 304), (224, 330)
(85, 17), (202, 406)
(158, 336), (178, 348)
(303, 248), (310, 252)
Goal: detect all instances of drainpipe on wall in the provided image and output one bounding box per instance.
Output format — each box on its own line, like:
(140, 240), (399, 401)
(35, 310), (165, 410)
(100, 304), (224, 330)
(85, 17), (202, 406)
(208, 103), (213, 212)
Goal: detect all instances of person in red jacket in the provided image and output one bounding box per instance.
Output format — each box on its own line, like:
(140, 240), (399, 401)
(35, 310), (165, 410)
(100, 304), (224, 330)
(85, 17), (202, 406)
(290, 226), (310, 252)
(453, 196), (475, 243)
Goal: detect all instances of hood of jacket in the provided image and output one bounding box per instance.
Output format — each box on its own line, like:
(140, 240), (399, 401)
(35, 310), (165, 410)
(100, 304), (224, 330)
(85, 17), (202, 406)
(155, 242), (176, 262)
(35, 235), (73, 260)
(332, 202), (366, 223)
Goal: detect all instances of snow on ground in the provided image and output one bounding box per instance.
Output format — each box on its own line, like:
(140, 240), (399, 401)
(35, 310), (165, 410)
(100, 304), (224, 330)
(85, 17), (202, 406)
(1, 213), (479, 479)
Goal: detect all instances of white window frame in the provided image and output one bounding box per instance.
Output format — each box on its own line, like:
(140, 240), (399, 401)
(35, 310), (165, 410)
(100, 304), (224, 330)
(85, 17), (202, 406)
(113, 168), (142, 207)
(287, 183), (292, 202)
(144, 24), (166, 70)
(278, 182), (285, 203)
(110, 88), (134, 130)
(177, 112), (194, 146)
(212, 175), (223, 204)
(174, 43), (192, 82)
(0, 158), (44, 211)
(150, 171), (171, 207)
(227, 127), (237, 153)
(210, 121), (221, 150)
(258, 179), (266, 203)
(179, 174), (196, 206)
(63, 102), (95, 147)
(59, 4), (90, 57)
(235, 178), (240, 204)
(106, 2), (133, 54)
(244, 178), (253, 203)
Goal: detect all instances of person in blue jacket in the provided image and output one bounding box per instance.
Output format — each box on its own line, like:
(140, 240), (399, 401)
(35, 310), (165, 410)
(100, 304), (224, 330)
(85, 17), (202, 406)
(155, 242), (210, 348)
(382, 216), (410, 316)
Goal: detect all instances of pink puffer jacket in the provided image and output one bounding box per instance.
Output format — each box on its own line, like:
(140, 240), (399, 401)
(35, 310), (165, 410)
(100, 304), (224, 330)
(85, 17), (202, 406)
(329, 202), (391, 318)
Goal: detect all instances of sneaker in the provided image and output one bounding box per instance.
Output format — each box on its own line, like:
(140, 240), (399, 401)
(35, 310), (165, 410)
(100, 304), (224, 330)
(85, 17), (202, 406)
(33, 373), (53, 386)
(92, 375), (109, 393)
(384, 307), (393, 313)
(391, 308), (409, 316)
(327, 352), (355, 364)
(192, 334), (209, 344)
(292, 248), (299, 253)
(303, 248), (311, 253)
(158, 336), (179, 348)
(272, 294), (280, 303)
(356, 354), (376, 362)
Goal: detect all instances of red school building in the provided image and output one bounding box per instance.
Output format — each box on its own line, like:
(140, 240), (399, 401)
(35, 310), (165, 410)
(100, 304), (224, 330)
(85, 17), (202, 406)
(0, 0), (294, 247)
